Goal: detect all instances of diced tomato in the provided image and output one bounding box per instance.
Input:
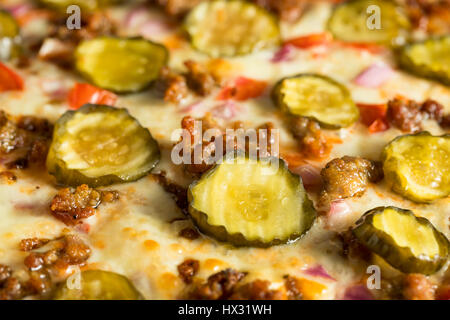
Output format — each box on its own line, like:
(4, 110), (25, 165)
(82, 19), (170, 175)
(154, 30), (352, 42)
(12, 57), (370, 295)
(285, 32), (332, 49)
(216, 76), (267, 101)
(357, 103), (389, 133)
(337, 41), (385, 54)
(436, 285), (450, 300)
(67, 83), (117, 110)
(0, 62), (24, 92)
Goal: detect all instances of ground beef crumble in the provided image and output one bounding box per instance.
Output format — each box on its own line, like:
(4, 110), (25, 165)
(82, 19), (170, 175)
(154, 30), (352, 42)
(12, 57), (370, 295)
(179, 227), (200, 240)
(188, 269), (247, 300)
(230, 279), (285, 300)
(50, 184), (118, 225)
(290, 117), (331, 159)
(320, 156), (383, 204)
(178, 259), (200, 284)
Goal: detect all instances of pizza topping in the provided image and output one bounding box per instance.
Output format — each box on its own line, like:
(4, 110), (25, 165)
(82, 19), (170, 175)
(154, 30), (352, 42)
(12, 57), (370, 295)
(188, 153), (316, 247)
(184, 60), (216, 96)
(352, 206), (450, 275)
(217, 77), (267, 101)
(0, 62), (23, 92)
(230, 279), (285, 300)
(399, 35), (450, 86)
(353, 63), (394, 88)
(158, 66), (189, 104)
(47, 104), (160, 187)
(289, 117), (332, 159)
(252, 0), (309, 22)
(387, 97), (423, 132)
(402, 273), (435, 300)
(188, 268), (246, 300)
(0, 170), (17, 183)
(284, 275), (327, 300)
(184, 0), (280, 57)
(273, 74), (359, 128)
(403, 0), (450, 35)
(20, 237), (50, 251)
(177, 259), (200, 284)
(382, 132), (449, 202)
(178, 227), (200, 240)
(320, 156), (383, 203)
(67, 83), (117, 110)
(50, 184), (118, 225)
(327, 0), (410, 45)
(0, 10), (21, 61)
(75, 37), (168, 93)
(53, 270), (143, 300)
(284, 32), (332, 49)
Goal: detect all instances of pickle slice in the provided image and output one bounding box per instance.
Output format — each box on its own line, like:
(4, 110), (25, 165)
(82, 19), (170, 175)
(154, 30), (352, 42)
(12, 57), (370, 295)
(188, 153), (316, 247)
(328, 0), (410, 45)
(46, 104), (160, 187)
(272, 74), (359, 128)
(75, 37), (168, 93)
(399, 36), (450, 86)
(382, 132), (449, 203)
(353, 206), (449, 275)
(184, 0), (280, 57)
(0, 10), (20, 61)
(53, 270), (143, 300)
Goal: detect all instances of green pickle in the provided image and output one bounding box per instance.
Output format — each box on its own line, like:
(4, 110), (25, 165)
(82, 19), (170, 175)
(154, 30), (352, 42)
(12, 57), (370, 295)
(272, 74), (359, 128)
(188, 153), (316, 247)
(39, 0), (120, 12)
(75, 37), (168, 93)
(382, 132), (450, 203)
(184, 0), (280, 57)
(0, 10), (21, 61)
(327, 0), (410, 45)
(353, 206), (449, 275)
(46, 104), (160, 187)
(399, 36), (450, 86)
(53, 270), (143, 300)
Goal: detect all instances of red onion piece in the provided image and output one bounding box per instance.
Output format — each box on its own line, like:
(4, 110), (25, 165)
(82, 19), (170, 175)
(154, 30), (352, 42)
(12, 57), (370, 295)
(343, 284), (373, 300)
(178, 101), (203, 113)
(40, 78), (69, 101)
(271, 44), (295, 63)
(5, 4), (32, 18)
(353, 63), (394, 88)
(303, 265), (336, 281)
(290, 164), (322, 190)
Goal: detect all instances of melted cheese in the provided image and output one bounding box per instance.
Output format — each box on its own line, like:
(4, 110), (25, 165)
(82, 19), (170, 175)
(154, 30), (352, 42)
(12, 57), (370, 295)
(0, 2), (448, 300)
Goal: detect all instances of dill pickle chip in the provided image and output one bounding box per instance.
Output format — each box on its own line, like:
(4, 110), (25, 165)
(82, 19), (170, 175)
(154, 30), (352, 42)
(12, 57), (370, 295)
(328, 0), (410, 45)
(399, 36), (450, 86)
(75, 37), (168, 93)
(188, 153), (316, 247)
(0, 10), (21, 61)
(184, 0), (280, 57)
(382, 132), (450, 203)
(353, 206), (449, 275)
(53, 270), (143, 300)
(272, 74), (359, 128)
(46, 104), (160, 187)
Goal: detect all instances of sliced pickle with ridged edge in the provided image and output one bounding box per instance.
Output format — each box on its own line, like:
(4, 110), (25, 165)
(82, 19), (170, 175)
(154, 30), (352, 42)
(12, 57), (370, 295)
(188, 153), (316, 247)
(184, 0), (280, 57)
(53, 270), (143, 300)
(382, 132), (450, 203)
(46, 104), (160, 187)
(353, 206), (449, 275)
(328, 0), (410, 45)
(75, 37), (168, 93)
(0, 10), (21, 61)
(399, 36), (450, 86)
(272, 74), (359, 128)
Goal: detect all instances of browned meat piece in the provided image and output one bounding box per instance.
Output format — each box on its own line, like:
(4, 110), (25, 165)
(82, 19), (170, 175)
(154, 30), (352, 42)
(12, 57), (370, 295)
(387, 97), (423, 132)
(50, 184), (101, 225)
(158, 67), (189, 104)
(17, 116), (53, 138)
(321, 156), (383, 202)
(339, 230), (372, 262)
(402, 0), (450, 35)
(27, 139), (49, 166)
(0, 111), (26, 154)
(28, 270), (52, 296)
(230, 280), (285, 300)
(177, 259), (200, 284)
(420, 99), (444, 122)
(101, 190), (119, 203)
(402, 274), (435, 300)
(24, 253), (45, 271)
(0, 264), (11, 284)
(0, 171), (17, 184)
(290, 117), (331, 159)
(184, 60), (216, 96)
(0, 277), (25, 300)
(179, 227), (200, 240)
(38, 38), (76, 67)
(61, 235), (91, 264)
(189, 269), (246, 300)
(20, 238), (50, 251)
(442, 114), (450, 128)
(253, 0), (309, 22)
(152, 172), (188, 213)
(284, 275), (303, 300)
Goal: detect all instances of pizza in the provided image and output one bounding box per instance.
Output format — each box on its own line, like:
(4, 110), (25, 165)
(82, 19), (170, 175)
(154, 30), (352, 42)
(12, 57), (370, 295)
(0, 0), (449, 300)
